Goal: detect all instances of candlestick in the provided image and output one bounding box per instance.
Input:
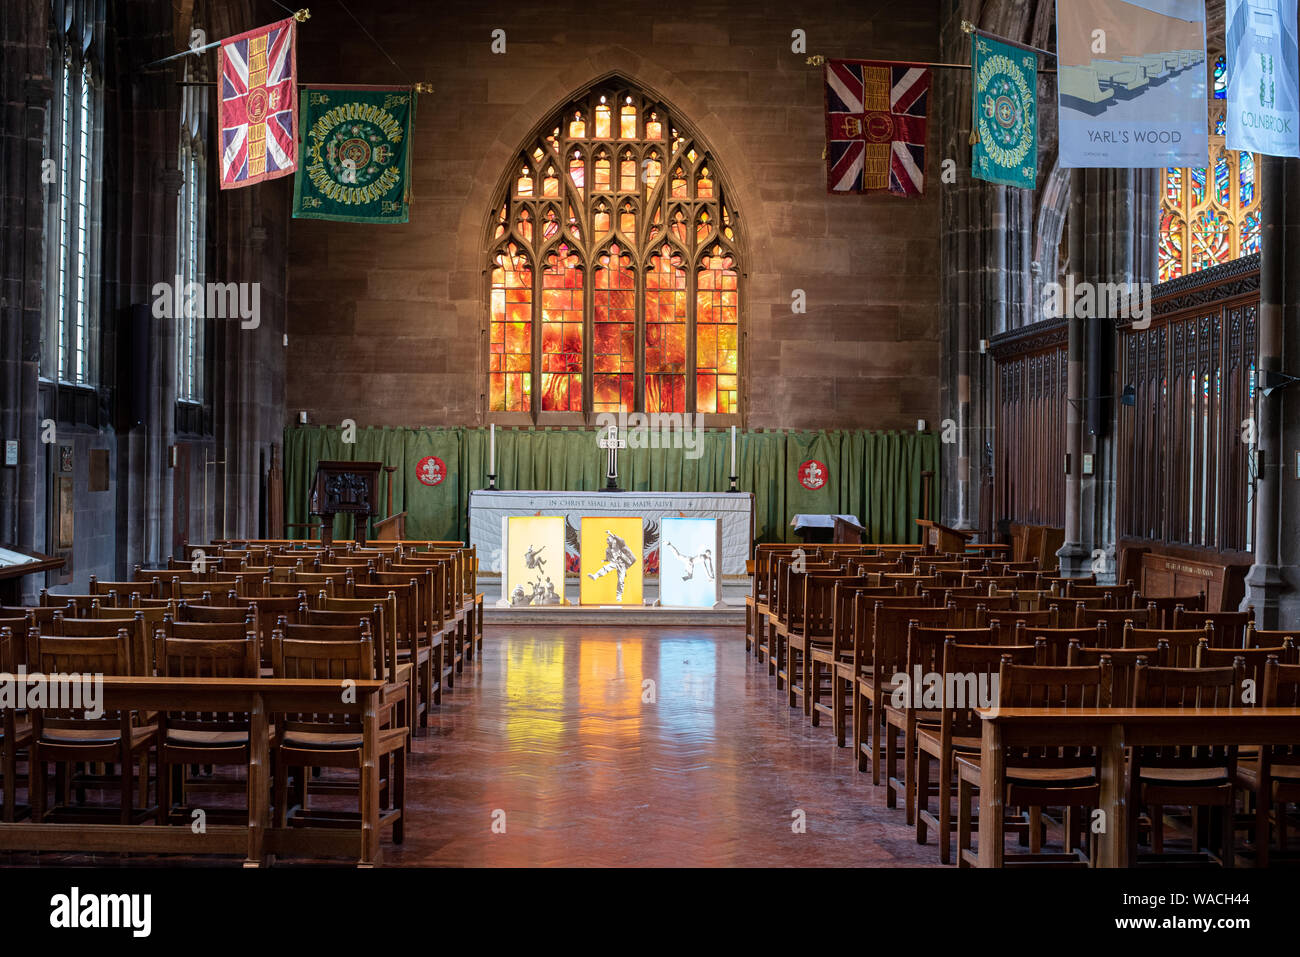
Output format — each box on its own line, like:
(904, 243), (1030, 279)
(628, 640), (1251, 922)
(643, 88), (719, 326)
(730, 425), (737, 476)
(489, 423), (495, 474)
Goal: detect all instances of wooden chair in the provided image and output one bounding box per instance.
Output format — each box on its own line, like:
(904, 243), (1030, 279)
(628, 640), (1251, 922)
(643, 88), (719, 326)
(986, 607), (1060, 635)
(1246, 623), (1300, 649)
(1009, 622), (1105, 664)
(0, 627), (32, 820)
(1067, 639), (1169, 706)
(89, 577), (156, 602)
(1129, 661), (1244, 866)
(1173, 607), (1253, 649)
(355, 581), (440, 715)
(1123, 623), (1214, 669)
(769, 560), (835, 690)
(51, 609), (155, 677)
(885, 623), (1000, 827)
(914, 639), (1041, 863)
(1145, 593), (1206, 628)
(853, 603), (950, 788)
(955, 657), (1111, 867)
(270, 629), (408, 846)
(810, 581), (894, 746)
(1075, 605), (1150, 646)
(748, 545), (802, 659)
(152, 630), (262, 824)
(946, 594), (1014, 629)
(1197, 639), (1293, 690)
(786, 572), (851, 715)
(28, 631), (157, 825)
(1066, 580), (1138, 608)
(290, 570), (353, 598)
(375, 566), (453, 692)
(1237, 659), (1300, 865)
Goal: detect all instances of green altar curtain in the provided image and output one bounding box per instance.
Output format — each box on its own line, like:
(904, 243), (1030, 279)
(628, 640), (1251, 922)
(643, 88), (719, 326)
(283, 426), (940, 545)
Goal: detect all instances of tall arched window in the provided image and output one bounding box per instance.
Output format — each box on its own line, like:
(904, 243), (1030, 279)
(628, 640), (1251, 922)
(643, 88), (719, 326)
(1158, 55), (1261, 282)
(487, 80), (742, 420)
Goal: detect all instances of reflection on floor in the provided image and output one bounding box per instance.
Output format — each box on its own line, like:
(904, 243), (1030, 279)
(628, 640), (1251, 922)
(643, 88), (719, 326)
(388, 626), (932, 866)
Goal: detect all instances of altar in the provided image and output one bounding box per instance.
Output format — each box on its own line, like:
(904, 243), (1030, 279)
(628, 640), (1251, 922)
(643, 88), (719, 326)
(469, 490), (755, 577)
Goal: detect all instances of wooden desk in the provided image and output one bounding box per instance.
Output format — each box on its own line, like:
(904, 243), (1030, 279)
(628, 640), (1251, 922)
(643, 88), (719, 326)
(977, 707), (1300, 868)
(0, 676), (387, 867)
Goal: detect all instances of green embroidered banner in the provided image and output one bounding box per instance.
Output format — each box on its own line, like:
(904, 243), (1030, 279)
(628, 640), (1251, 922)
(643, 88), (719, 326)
(971, 33), (1038, 189)
(293, 87), (416, 223)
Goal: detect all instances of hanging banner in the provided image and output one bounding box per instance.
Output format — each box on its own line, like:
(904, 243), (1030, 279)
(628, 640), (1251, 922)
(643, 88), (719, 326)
(971, 32), (1039, 188)
(825, 59), (931, 196)
(219, 17), (298, 189)
(1056, 0), (1208, 168)
(293, 87), (417, 223)
(1225, 0), (1300, 157)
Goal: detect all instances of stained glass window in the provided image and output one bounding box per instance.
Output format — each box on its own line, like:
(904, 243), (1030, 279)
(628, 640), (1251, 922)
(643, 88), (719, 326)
(490, 243), (533, 412)
(593, 244), (635, 413)
(645, 244), (687, 413)
(541, 243), (583, 412)
(696, 246), (738, 414)
(1158, 58), (1261, 282)
(487, 81), (742, 417)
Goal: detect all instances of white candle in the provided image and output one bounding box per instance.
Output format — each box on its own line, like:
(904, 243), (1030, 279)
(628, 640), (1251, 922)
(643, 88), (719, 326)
(730, 425), (737, 476)
(489, 424), (495, 474)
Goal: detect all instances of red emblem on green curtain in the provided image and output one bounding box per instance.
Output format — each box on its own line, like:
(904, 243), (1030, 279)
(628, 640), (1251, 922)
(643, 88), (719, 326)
(798, 459), (828, 490)
(416, 455), (446, 487)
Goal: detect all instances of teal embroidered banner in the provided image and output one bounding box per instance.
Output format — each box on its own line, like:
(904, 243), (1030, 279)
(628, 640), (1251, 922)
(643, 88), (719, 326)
(971, 33), (1038, 189)
(293, 87), (416, 224)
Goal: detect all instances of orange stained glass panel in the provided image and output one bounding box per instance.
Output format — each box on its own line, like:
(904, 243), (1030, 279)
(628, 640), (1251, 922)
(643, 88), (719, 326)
(542, 207), (560, 241)
(594, 201), (611, 235)
(516, 167), (533, 197)
(645, 244), (687, 413)
(697, 166), (713, 198)
(696, 247), (738, 414)
(620, 104), (637, 138)
(619, 201), (636, 240)
(595, 103), (611, 138)
(542, 166), (559, 197)
(541, 243), (584, 412)
(490, 244), (533, 412)
(620, 153), (637, 192)
(645, 112), (663, 139)
(594, 153), (611, 191)
(569, 153), (585, 200)
(593, 243), (636, 413)
(569, 111), (586, 138)
(671, 167), (688, 198)
(516, 207), (533, 243)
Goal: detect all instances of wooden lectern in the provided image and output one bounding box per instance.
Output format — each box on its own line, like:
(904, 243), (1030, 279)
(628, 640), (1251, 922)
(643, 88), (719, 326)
(310, 461), (382, 546)
(915, 519), (975, 555)
(0, 545), (65, 605)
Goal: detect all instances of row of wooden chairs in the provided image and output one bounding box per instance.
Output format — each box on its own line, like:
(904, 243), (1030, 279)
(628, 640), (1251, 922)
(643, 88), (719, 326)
(0, 617), (409, 842)
(746, 546), (1300, 867)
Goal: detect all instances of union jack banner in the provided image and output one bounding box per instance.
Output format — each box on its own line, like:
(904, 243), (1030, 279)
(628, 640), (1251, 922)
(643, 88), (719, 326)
(825, 59), (931, 196)
(219, 17), (298, 189)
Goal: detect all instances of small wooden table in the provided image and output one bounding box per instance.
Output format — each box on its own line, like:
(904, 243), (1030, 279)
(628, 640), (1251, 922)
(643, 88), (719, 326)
(0, 676), (387, 867)
(976, 707), (1300, 867)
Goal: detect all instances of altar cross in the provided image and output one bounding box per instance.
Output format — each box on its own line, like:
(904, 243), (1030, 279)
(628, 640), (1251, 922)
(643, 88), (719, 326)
(597, 424), (626, 492)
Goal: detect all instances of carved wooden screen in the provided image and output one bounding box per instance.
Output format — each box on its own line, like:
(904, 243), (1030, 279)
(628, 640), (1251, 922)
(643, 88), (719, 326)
(1117, 255), (1258, 552)
(991, 319), (1067, 527)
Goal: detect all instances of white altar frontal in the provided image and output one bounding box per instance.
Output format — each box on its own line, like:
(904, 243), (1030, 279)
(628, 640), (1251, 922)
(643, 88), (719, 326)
(469, 489), (755, 577)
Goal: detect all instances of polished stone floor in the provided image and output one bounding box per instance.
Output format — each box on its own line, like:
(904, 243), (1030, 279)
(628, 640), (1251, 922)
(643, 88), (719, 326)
(387, 626), (932, 866)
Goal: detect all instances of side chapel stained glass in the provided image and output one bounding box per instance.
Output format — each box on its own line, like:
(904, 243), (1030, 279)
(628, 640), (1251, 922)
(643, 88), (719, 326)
(488, 83), (741, 415)
(1158, 55), (1261, 282)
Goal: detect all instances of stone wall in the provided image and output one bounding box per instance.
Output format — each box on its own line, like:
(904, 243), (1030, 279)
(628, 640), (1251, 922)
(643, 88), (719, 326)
(285, 0), (943, 431)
